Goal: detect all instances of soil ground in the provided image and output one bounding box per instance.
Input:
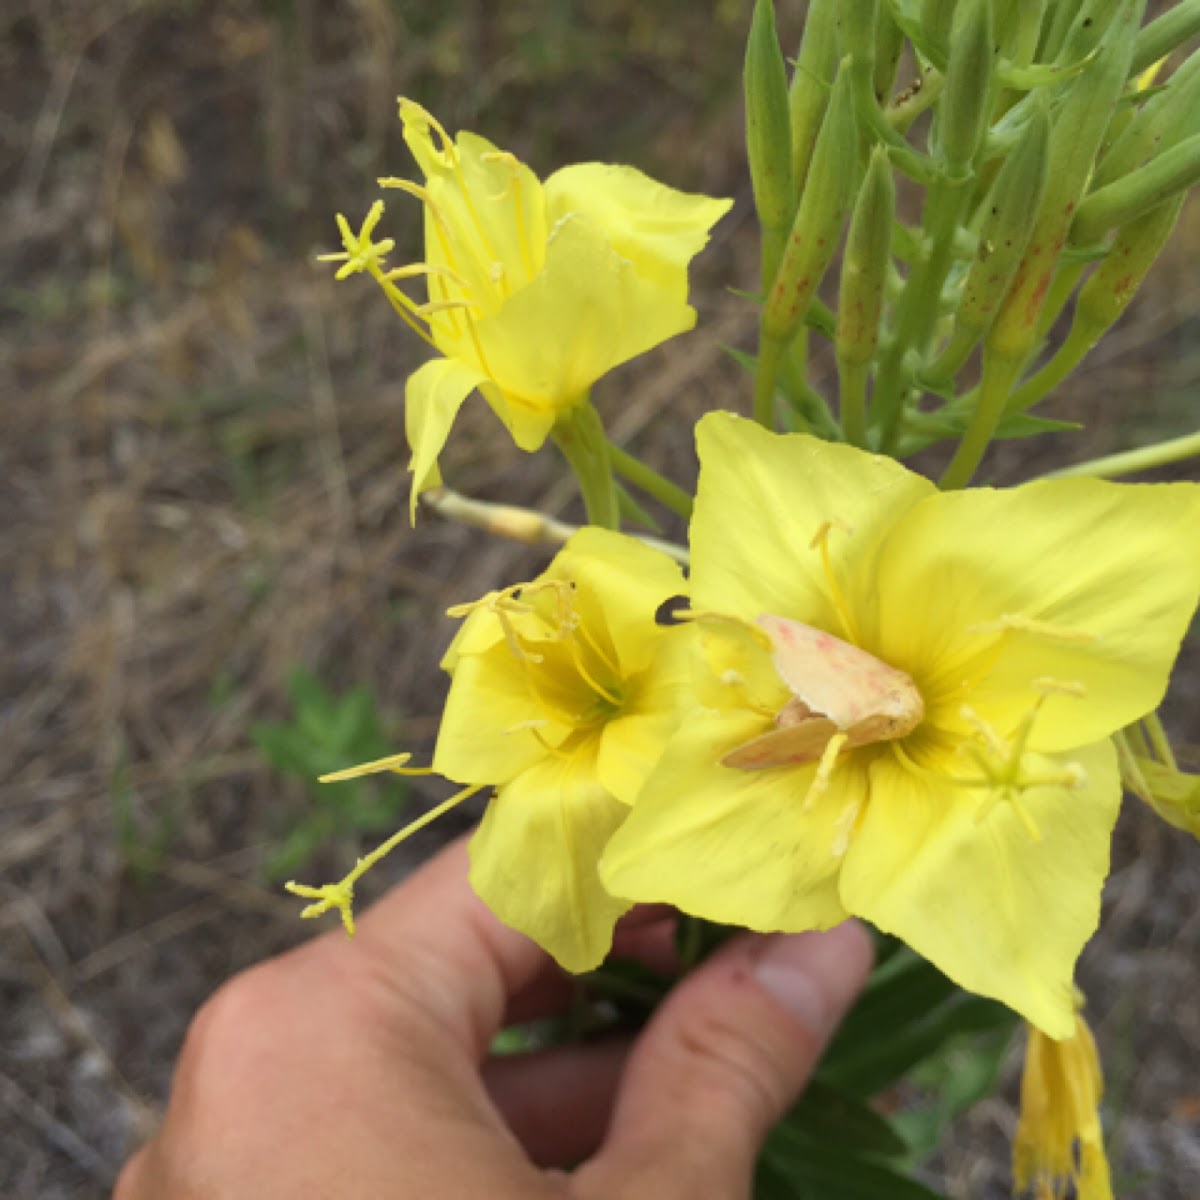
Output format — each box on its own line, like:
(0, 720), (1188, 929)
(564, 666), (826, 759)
(2, 3), (1199, 1197)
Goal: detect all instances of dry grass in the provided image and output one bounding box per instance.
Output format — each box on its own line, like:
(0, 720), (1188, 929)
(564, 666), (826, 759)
(1, 3), (1199, 1197)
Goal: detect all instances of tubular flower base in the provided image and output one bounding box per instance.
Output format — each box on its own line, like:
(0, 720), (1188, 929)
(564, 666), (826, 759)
(600, 413), (1200, 1037)
(433, 528), (692, 973)
(1014, 1007), (1113, 1200)
(323, 100), (731, 518)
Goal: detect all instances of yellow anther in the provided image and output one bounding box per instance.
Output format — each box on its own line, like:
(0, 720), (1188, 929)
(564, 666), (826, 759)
(383, 262), (471, 289)
(809, 520), (860, 645)
(967, 614), (1097, 644)
(802, 732), (848, 812)
(831, 791), (864, 858)
(419, 299), (474, 317)
(378, 177), (456, 240)
(1031, 676), (1086, 698)
(959, 705), (1010, 759)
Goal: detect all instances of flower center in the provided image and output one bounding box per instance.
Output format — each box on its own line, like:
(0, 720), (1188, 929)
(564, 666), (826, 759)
(448, 580), (626, 747)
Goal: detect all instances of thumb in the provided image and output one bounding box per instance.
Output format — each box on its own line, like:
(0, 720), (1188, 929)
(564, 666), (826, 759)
(575, 922), (873, 1200)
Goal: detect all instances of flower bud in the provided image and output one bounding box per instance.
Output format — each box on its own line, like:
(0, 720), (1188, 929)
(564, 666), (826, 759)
(872, 6), (906, 101)
(746, 0), (795, 281)
(1094, 49), (1200, 190)
(1055, 0), (1126, 64)
(933, 102), (1049, 377)
(1076, 192), (1185, 331)
(1073, 134), (1200, 242)
(836, 0), (878, 67)
(1130, 0), (1200, 75)
(788, 0), (839, 201)
(762, 66), (858, 345)
(837, 146), (894, 367)
(987, 1), (1142, 362)
(919, 0), (956, 63)
(936, 0), (996, 176)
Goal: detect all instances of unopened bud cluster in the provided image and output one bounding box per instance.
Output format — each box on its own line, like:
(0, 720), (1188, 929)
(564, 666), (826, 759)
(744, 0), (1200, 486)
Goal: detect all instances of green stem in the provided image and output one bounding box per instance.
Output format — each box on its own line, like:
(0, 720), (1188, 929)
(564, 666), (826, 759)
(939, 351), (1023, 489)
(875, 175), (972, 449)
(552, 401), (620, 529)
(608, 444), (693, 520)
(1143, 713), (1180, 772)
(838, 358), (869, 447)
(1006, 319), (1095, 413)
(1042, 430), (1200, 480)
(753, 332), (788, 430)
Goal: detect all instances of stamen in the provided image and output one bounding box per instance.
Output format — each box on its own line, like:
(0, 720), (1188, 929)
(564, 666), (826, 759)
(809, 520), (860, 644)
(802, 732), (847, 812)
(831, 791), (863, 858)
(966, 614), (1097, 644)
(287, 782), (487, 935)
(384, 263), (472, 289)
(318, 753), (432, 782)
(481, 150), (535, 280)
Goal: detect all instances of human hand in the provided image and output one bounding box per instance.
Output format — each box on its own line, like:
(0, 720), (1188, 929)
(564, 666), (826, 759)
(115, 836), (872, 1199)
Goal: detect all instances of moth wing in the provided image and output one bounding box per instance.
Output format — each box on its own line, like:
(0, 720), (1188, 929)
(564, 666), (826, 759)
(721, 716), (839, 771)
(756, 613), (908, 731)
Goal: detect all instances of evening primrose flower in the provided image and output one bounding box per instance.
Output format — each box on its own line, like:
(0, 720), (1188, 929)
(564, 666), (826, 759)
(601, 413), (1200, 1037)
(1014, 1001), (1112, 1199)
(322, 99), (731, 518)
(432, 527), (691, 972)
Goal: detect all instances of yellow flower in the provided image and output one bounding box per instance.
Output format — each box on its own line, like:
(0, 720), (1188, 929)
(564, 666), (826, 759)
(601, 413), (1200, 1037)
(323, 100), (731, 518)
(1014, 1005), (1112, 1200)
(433, 528), (691, 972)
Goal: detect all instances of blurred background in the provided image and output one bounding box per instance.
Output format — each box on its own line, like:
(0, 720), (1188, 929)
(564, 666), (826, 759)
(1, 2), (1198, 1196)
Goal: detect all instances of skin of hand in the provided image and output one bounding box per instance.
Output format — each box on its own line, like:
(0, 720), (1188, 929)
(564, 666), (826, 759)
(115, 836), (872, 1200)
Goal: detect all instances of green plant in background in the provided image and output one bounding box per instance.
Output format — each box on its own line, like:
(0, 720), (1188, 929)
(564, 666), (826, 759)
(281, 2), (1200, 1197)
(252, 668), (408, 880)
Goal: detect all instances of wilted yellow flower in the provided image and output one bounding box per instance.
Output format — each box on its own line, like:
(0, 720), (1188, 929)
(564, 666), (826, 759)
(1014, 1004), (1112, 1200)
(601, 413), (1200, 1037)
(433, 528), (691, 972)
(322, 99), (730, 517)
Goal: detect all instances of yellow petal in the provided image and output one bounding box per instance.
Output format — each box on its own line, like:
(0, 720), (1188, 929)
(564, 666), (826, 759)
(400, 104), (547, 315)
(469, 749), (631, 973)
(433, 629), (570, 785)
(548, 527), (688, 677)
(690, 413), (935, 635)
(600, 709), (858, 929)
(872, 477), (1200, 752)
(595, 632), (693, 805)
(405, 357), (488, 521)
(839, 741), (1121, 1038)
(474, 212), (698, 408)
(544, 162), (731, 305)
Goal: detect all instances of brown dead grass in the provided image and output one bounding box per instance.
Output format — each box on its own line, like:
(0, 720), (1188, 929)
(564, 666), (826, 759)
(1, 2), (1198, 1197)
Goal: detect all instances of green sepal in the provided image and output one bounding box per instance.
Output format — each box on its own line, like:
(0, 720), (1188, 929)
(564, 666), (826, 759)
(789, 0), (840, 202)
(935, 0), (995, 174)
(614, 482), (662, 534)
